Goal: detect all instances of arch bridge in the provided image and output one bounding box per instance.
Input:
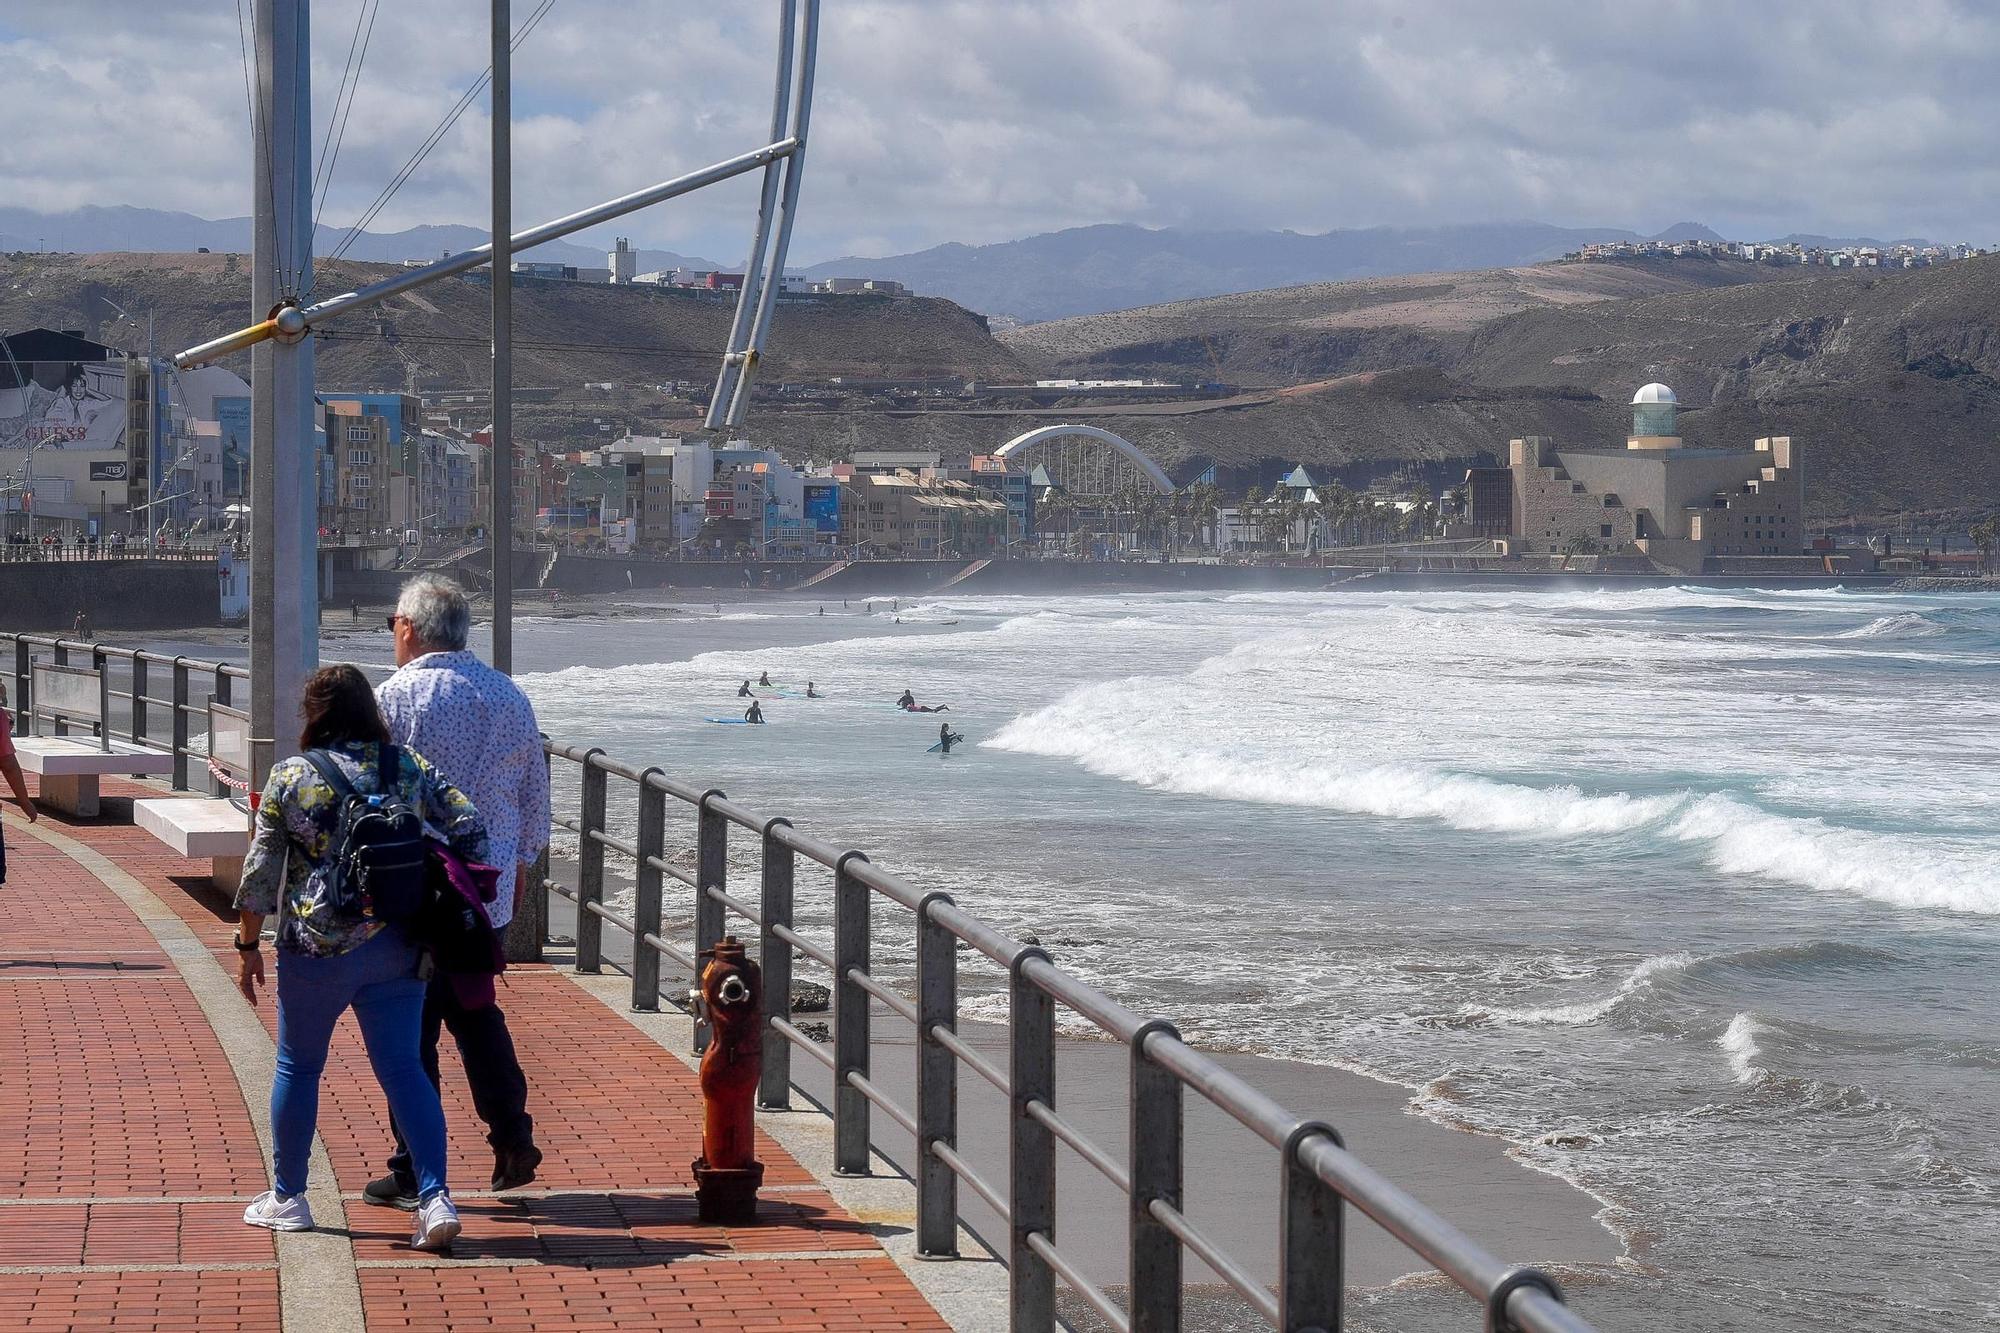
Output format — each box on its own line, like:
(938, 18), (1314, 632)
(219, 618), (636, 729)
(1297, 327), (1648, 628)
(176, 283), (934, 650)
(993, 424), (1173, 496)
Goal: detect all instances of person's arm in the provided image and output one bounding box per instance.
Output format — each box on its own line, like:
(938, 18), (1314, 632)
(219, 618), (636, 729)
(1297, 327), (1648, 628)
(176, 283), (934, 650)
(232, 767), (296, 1004)
(233, 909), (267, 1003)
(0, 716), (34, 822)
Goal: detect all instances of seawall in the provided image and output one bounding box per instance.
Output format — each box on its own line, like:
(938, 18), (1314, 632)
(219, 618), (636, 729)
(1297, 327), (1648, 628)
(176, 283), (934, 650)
(0, 560), (224, 631)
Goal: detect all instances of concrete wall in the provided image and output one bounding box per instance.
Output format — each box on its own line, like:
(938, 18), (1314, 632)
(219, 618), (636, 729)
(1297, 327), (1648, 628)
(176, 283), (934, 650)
(0, 561), (223, 631)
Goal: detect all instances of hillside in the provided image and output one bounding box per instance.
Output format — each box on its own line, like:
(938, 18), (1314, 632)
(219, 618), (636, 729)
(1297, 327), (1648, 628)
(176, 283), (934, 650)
(984, 254), (2000, 520)
(800, 221), (1662, 323)
(5, 250), (1994, 523)
(0, 251), (1023, 390)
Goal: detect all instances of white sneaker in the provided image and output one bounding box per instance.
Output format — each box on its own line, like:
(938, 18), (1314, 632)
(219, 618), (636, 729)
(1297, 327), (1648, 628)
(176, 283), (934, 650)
(243, 1190), (314, 1232)
(410, 1192), (461, 1251)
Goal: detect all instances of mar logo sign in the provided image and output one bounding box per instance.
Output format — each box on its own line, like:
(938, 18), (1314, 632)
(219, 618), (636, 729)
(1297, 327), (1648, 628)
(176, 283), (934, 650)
(88, 460), (129, 482)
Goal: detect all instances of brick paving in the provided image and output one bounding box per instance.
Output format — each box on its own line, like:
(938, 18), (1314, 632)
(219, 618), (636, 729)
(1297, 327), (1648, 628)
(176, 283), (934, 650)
(0, 778), (952, 1332)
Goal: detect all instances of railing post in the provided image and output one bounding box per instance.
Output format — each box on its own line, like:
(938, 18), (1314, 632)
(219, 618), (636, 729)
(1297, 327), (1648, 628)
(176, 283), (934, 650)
(575, 750), (608, 973)
(915, 891), (959, 1258)
(1010, 948), (1056, 1332)
(131, 655), (150, 748)
(170, 657), (191, 791)
(693, 790), (729, 1054)
(757, 817), (794, 1110)
(213, 664), (231, 707)
(11, 639), (27, 731)
(1280, 1124), (1345, 1333)
(91, 645), (108, 744)
(631, 769), (666, 1010)
(831, 850), (871, 1175)
(1130, 1022), (1183, 1333)
(51, 641), (67, 736)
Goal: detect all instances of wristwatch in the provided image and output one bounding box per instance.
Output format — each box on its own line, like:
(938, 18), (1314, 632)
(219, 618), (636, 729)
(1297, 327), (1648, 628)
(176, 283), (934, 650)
(233, 935), (262, 952)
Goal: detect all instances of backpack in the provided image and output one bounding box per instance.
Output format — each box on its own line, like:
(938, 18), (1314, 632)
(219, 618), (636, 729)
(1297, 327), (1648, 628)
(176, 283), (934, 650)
(301, 744), (431, 923)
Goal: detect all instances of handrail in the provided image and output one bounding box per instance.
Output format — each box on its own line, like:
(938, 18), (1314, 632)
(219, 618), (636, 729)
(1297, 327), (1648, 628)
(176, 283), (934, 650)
(531, 738), (1595, 1333)
(1, 627), (1598, 1333)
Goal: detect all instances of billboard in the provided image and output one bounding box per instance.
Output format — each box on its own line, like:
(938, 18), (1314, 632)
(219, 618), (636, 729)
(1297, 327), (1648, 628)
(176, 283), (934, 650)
(804, 480), (840, 534)
(0, 360), (128, 451)
(87, 460), (129, 482)
(215, 396), (251, 499)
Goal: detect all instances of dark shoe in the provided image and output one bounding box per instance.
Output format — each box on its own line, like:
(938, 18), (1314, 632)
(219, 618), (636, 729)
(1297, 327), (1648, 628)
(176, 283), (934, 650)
(363, 1173), (420, 1211)
(491, 1142), (543, 1192)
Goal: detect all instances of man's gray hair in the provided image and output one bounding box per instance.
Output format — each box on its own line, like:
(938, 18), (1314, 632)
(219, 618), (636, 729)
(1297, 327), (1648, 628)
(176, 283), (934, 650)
(396, 574), (471, 651)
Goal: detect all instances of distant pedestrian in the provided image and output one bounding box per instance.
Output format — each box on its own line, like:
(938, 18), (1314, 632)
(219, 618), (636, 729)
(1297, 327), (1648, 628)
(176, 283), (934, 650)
(369, 575), (549, 1206)
(71, 610), (91, 641)
(233, 664), (479, 1249)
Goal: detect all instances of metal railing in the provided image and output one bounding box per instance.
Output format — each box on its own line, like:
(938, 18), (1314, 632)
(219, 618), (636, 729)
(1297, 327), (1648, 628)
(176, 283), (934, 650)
(0, 628), (1595, 1333)
(4, 634), (247, 796)
(539, 742), (1595, 1333)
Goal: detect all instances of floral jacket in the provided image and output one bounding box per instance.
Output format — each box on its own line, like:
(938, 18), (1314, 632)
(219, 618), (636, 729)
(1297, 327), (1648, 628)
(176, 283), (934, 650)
(234, 740), (488, 957)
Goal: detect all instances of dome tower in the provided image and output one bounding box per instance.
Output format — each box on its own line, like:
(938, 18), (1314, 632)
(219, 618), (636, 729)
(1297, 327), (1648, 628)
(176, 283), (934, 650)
(1628, 382), (1680, 450)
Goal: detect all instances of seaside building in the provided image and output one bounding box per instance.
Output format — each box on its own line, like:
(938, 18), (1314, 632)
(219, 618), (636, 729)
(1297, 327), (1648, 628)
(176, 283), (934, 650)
(1504, 383), (1805, 571)
(837, 470), (1009, 556)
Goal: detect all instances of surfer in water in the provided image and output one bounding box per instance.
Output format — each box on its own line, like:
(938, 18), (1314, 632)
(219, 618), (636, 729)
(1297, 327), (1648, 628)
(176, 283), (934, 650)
(758, 671), (772, 687)
(897, 689), (950, 713)
(806, 681), (820, 699)
(737, 680), (754, 697)
(937, 723), (963, 754)
(744, 700), (765, 724)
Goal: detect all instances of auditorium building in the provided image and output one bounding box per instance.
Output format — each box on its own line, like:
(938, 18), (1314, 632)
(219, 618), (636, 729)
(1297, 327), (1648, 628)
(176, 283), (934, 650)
(1472, 383), (1805, 573)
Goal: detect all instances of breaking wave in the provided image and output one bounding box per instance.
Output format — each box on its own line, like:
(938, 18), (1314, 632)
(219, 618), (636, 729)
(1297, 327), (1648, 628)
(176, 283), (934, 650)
(1719, 1013), (1773, 1085)
(1452, 953), (1696, 1027)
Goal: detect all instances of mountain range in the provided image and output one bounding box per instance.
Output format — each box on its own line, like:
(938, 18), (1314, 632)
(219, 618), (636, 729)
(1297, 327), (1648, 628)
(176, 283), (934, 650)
(0, 205), (723, 277)
(0, 204), (1944, 325)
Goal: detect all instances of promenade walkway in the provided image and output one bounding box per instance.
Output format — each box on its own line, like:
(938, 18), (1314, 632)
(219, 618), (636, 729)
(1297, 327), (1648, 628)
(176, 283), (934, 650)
(0, 779), (951, 1332)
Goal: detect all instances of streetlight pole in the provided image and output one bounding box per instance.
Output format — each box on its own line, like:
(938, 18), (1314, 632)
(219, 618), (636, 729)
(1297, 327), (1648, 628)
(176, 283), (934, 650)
(250, 0), (318, 775)
(489, 0), (514, 672)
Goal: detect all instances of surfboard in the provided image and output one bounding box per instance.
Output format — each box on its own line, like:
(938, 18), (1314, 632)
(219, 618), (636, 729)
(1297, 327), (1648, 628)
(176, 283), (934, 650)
(927, 737), (964, 753)
(706, 718), (764, 725)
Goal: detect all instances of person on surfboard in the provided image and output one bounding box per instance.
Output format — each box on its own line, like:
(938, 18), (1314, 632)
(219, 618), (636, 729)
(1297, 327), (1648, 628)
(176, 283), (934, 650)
(744, 700), (765, 724)
(937, 723), (963, 754)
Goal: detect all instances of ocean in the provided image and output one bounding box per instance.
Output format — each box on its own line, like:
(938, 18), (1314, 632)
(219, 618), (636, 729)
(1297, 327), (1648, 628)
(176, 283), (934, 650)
(333, 585), (2000, 1327)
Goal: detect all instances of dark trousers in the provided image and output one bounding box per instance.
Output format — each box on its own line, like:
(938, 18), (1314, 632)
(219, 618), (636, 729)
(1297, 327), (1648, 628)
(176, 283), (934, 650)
(387, 972), (533, 1187)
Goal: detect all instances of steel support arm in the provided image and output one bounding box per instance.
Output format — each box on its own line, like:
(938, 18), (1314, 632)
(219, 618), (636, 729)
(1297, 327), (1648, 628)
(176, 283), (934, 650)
(175, 137), (800, 368)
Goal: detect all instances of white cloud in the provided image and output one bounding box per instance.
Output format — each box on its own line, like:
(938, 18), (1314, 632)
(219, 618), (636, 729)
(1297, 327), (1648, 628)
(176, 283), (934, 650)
(1, 0), (1996, 262)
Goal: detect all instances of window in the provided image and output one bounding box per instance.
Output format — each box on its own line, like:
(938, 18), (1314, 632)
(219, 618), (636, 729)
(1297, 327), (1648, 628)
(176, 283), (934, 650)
(349, 450), (371, 465)
(1600, 524), (1613, 538)
(346, 425), (373, 443)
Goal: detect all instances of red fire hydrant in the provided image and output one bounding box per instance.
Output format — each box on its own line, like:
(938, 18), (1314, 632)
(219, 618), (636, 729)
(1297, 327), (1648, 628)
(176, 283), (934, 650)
(692, 935), (765, 1224)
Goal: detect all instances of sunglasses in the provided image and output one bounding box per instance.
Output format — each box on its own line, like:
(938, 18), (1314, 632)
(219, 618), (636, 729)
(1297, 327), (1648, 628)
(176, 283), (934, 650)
(385, 613), (402, 630)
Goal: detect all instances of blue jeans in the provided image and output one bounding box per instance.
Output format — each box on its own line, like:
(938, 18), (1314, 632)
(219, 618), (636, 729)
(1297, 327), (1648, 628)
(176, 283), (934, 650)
(272, 927), (449, 1200)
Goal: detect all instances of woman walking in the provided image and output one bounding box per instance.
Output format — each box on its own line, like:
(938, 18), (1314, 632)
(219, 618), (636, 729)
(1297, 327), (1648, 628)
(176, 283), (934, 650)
(232, 664), (487, 1249)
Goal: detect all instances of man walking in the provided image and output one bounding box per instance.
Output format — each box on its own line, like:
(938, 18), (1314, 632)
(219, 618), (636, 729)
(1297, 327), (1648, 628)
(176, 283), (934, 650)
(366, 574), (549, 1208)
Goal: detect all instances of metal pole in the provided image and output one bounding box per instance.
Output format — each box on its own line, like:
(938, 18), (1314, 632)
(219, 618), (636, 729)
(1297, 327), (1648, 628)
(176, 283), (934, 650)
(915, 893), (959, 1258)
(694, 794), (729, 1053)
(489, 0), (513, 673)
(758, 818), (795, 1110)
(1130, 1023), (1184, 1333)
(831, 851), (871, 1175)
(575, 753), (606, 972)
(1010, 949), (1057, 1331)
(632, 772), (666, 1010)
(251, 0), (317, 781)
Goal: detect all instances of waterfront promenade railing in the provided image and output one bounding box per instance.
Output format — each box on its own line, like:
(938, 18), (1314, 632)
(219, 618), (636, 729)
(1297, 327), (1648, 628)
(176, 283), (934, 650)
(534, 750), (1594, 1333)
(1, 629), (1595, 1333)
(5, 635), (247, 795)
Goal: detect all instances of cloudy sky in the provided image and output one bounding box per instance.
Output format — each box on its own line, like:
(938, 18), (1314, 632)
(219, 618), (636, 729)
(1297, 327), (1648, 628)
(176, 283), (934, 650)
(1, 0), (1996, 262)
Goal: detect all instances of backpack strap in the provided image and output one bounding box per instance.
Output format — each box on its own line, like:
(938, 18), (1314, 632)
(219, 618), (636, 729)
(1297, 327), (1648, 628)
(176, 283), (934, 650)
(301, 748), (358, 804)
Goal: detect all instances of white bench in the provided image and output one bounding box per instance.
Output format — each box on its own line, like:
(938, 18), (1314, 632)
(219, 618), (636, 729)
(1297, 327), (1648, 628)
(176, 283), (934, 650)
(135, 797), (251, 893)
(14, 737), (175, 817)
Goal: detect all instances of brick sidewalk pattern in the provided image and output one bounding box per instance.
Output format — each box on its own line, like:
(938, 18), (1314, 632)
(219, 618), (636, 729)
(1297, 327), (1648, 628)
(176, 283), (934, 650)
(1, 779), (951, 1332)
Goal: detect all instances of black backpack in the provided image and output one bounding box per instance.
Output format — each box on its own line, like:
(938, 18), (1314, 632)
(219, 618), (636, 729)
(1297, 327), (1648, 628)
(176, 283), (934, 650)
(302, 744), (431, 923)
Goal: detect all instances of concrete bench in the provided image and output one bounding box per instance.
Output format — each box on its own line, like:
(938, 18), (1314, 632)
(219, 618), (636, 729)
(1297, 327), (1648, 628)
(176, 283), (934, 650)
(134, 797), (251, 893)
(13, 738), (175, 818)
